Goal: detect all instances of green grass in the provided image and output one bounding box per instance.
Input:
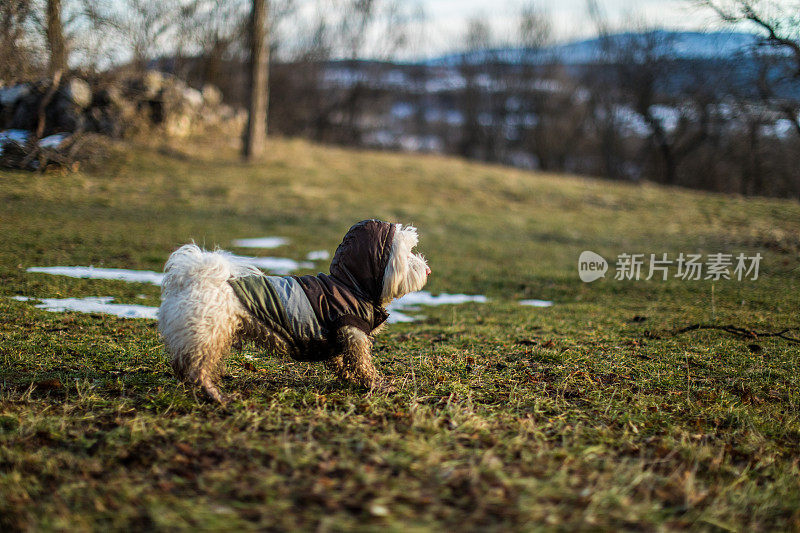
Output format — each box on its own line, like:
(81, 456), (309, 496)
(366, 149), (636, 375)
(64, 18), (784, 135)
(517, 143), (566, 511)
(1, 135), (800, 531)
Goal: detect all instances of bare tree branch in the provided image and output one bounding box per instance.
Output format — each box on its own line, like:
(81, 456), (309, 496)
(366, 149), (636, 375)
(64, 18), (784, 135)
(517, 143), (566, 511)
(698, 0), (800, 74)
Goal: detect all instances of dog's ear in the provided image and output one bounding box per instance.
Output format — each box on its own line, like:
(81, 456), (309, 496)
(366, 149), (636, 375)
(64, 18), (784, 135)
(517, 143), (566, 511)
(381, 224), (409, 303)
(381, 224), (429, 304)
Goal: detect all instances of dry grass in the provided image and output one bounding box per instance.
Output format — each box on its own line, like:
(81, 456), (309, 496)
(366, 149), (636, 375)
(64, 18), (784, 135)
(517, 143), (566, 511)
(1, 135), (799, 531)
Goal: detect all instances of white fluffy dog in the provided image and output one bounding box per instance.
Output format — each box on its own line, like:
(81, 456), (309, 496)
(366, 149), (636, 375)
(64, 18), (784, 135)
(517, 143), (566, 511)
(159, 220), (430, 403)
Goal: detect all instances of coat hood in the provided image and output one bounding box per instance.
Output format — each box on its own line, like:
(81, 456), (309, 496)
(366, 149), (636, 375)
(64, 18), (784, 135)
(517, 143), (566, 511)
(329, 219), (396, 305)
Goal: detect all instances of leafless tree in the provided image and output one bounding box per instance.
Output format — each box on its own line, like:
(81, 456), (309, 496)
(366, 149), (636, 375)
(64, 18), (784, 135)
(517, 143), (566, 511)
(46, 0), (67, 76)
(102, 0), (194, 73)
(514, 2), (583, 172)
(274, 0), (415, 143)
(334, 0), (414, 144)
(698, 0), (800, 134)
(243, 0), (269, 160)
(699, 1), (800, 68)
(586, 3), (713, 185)
(456, 18), (494, 160)
(0, 1), (42, 82)
(519, 1), (551, 51)
(192, 0), (248, 90)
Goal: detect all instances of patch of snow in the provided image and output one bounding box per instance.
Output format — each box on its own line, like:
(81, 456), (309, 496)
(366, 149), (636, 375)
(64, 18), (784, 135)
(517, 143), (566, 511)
(231, 255), (313, 275)
(383, 70), (407, 86)
(386, 310), (419, 323)
(0, 85), (29, 106)
(520, 299), (554, 307)
(424, 108), (464, 126)
(12, 296), (158, 320)
(231, 237), (288, 248)
(364, 130), (396, 147)
(649, 105), (681, 133)
(394, 292), (488, 307)
(391, 102), (415, 119)
(760, 119), (796, 139)
(306, 250), (330, 261)
(12, 288), (488, 325)
(387, 291), (487, 323)
(0, 131), (66, 158)
(508, 151), (538, 169)
(613, 105), (651, 137)
(39, 133), (69, 149)
(0, 129), (30, 154)
(27, 254), (315, 285)
(27, 266), (165, 285)
(0, 129), (29, 144)
(425, 74), (466, 93)
(322, 68), (369, 87)
(398, 134), (444, 152)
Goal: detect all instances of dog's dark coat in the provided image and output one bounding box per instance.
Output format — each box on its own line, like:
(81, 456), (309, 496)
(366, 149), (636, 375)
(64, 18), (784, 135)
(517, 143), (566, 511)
(229, 220), (395, 361)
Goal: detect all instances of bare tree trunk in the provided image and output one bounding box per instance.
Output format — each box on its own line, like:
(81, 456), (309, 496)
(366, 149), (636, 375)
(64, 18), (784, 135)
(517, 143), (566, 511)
(243, 0), (269, 160)
(203, 38), (226, 89)
(36, 69), (62, 140)
(46, 0), (66, 77)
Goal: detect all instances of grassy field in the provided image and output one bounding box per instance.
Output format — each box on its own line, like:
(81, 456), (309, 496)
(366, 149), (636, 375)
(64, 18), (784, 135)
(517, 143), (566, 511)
(1, 135), (800, 531)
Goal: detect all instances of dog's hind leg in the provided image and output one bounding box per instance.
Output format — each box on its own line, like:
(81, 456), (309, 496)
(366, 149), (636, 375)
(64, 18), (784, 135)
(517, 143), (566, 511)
(169, 326), (235, 404)
(161, 295), (244, 404)
(176, 344), (228, 404)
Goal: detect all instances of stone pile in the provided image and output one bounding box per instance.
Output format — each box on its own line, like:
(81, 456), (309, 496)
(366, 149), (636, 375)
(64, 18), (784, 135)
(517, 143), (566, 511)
(0, 71), (244, 140)
(0, 71), (245, 171)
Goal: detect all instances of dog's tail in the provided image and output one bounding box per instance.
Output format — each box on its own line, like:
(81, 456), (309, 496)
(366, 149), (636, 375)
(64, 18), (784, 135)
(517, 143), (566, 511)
(161, 243), (260, 297)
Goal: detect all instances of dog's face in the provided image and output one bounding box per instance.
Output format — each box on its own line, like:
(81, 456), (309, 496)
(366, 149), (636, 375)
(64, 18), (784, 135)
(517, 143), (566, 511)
(381, 224), (430, 304)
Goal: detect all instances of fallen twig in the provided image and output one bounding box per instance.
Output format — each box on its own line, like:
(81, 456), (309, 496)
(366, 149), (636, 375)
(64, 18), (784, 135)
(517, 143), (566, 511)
(673, 324), (800, 344)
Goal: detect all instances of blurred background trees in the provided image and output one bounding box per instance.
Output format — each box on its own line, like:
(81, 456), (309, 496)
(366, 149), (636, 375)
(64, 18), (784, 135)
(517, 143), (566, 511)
(1, 0), (799, 197)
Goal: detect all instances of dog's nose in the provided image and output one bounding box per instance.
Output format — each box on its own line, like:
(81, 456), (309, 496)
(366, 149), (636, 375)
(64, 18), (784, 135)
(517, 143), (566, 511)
(426, 266), (431, 276)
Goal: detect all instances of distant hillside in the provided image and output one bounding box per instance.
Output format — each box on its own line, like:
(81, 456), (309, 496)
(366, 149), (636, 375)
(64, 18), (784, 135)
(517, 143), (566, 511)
(141, 27), (799, 198)
(425, 31), (765, 66)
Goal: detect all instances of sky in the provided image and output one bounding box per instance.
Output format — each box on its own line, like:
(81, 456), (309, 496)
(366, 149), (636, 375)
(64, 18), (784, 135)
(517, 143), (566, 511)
(418, 0), (729, 55)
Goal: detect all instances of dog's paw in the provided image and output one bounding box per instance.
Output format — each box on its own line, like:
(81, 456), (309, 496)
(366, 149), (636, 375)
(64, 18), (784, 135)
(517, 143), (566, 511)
(202, 382), (227, 405)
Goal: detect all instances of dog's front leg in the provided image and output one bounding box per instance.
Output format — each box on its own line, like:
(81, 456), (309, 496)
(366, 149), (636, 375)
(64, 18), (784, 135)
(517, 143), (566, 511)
(327, 325), (392, 391)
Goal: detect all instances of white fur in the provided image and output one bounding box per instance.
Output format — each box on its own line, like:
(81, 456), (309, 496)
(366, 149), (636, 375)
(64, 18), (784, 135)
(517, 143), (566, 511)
(159, 227), (429, 402)
(158, 244), (258, 401)
(381, 224), (429, 304)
